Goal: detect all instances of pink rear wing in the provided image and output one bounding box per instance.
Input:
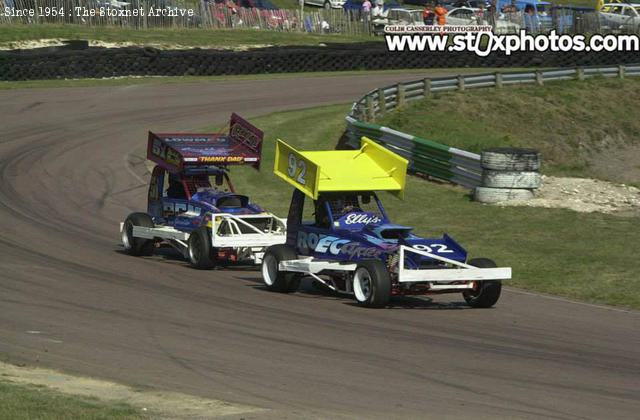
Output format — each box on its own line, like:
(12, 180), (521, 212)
(147, 113), (264, 173)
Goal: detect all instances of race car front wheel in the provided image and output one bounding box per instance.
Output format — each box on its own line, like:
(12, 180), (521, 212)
(353, 260), (391, 308)
(262, 245), (300, 293)
(122, 213), (155, 256)
(463, 258), (502, 308)
(188, 226), (216, 270)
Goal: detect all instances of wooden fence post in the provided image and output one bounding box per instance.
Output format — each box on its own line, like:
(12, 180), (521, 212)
(357, 104), (367, 121)
(366, 95), (375, 121)
(495, 72), (503, 88)
(423, 78), (431, 98)
(618, 65), (625, 79)
(378, 88), (386, 116)
(397, 83), (405, 108)
(143, 0), (148, 29)
(457, 75), (465, 91)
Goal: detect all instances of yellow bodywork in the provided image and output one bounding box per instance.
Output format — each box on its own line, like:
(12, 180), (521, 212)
(274, 137), (408, 200)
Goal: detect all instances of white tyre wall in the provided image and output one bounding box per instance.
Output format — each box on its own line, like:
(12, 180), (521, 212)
(474, 187), (535, 203)
(481, 148), (540, 171)
(481, 171), (541, 189)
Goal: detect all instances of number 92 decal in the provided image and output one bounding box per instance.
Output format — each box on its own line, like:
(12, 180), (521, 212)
(287, 153), (307, 185)
(412, 244), (453, 253)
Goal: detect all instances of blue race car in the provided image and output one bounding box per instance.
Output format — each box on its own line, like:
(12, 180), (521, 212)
(261, 138), (511, 308)
(120, 114), (286, 269)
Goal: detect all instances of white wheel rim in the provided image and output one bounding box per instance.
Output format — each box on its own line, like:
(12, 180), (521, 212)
(122, 221), (132, 250)
(262, 254), (277, 286)
(353, 268), (372, 302)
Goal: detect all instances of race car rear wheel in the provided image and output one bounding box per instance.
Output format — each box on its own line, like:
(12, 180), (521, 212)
(463, 258), (502, 308)
(353, 260), (391, 308)
(188, 226), (216, 270)
(122, 213), (155, 256)
(262, 245), (300, 293)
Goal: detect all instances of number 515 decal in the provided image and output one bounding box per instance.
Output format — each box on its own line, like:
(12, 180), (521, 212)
(287, 153), (307, 185)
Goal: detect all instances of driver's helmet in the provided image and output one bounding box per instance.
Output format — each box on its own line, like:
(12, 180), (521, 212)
(341, 195), (361, 214)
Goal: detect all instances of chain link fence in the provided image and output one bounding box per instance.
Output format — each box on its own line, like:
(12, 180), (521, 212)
(2, 0), (639, 36)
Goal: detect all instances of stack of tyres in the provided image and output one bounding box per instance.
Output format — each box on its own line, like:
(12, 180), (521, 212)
(474, 148), (541, 203)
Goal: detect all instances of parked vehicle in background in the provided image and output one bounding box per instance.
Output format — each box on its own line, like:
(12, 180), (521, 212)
(371, 7), (423, 34)
(599, 3), (640, 31)
(304, 0), (347, 9)
(342, 0), (400, 11)
(401, 0), (483, 7)
(446, 6), (522, 32)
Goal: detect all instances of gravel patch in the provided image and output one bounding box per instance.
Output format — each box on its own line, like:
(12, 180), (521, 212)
(495, 175), (640, 215)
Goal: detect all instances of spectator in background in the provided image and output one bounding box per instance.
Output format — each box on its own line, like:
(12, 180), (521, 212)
(475, 3), (486, 22)
(501, 0), (520, 26)
(501, 0), (518, 13)
(371, 0), (387, 19)
(423, 3), (435, 25)
(362, 0), (372, 24)
(524, 4), (539, 33)
(487, 0), (497, 29)
(362, 0), (372, 13)
(225, 0), (239, 27)
(434, 2), (447, 26)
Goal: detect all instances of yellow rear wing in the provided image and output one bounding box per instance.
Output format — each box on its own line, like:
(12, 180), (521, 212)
(274, 137), (408, 200)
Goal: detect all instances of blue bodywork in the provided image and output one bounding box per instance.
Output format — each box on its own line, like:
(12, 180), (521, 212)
(147, 166), (264, 233)
(287, 190), (467, 270)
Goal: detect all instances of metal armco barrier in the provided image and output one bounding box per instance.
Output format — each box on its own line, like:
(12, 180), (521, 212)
(345, 64), (640, 188)
(344, 117), (482, 188)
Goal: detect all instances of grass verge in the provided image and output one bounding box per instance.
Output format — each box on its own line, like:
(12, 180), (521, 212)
(0, 68), (468, 90)
(376, 77), (640, 184)
(0, 379), (144, 420)
(0, 24), (373, 49)
(215, 103), (640, 309)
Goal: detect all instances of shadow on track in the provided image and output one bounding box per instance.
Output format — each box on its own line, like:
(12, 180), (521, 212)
(236, 276), (476, 310)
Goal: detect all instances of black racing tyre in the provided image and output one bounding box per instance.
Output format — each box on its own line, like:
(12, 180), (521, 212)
(481, 147), (540, 171)
(463, 258), (502, 308)
(121, 212), (155, 256)
(188, 226), (216, 270)
(261, 245), (300, 293)
(352, 260), (391, 308)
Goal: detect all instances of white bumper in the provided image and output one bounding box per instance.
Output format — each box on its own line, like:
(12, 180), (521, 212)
(398, 245), (511, 284)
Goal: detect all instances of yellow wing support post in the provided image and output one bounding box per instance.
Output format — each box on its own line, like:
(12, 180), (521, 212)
(274, 137), (408, 200)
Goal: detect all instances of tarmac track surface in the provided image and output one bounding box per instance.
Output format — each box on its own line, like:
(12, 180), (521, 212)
(0, 74), (639, 419)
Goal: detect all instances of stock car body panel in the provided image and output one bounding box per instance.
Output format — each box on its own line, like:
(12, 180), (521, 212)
(268, 137), (511, 296)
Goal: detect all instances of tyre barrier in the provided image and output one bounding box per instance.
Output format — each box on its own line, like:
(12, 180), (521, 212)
(1, 43), (639, 81)
(480, 148), (540, 171)
(473, 187), (536, 203)
(481, 171), (541, 189)
(474, 148), (542, 203)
